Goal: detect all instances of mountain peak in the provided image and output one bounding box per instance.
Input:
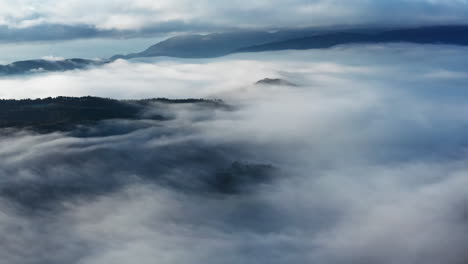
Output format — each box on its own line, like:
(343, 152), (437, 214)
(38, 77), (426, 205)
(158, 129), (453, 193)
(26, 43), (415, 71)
(255, 78), (298, 86)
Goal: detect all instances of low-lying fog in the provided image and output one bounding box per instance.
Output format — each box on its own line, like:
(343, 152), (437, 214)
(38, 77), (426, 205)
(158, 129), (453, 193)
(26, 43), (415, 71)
(1, 44), (468, 264)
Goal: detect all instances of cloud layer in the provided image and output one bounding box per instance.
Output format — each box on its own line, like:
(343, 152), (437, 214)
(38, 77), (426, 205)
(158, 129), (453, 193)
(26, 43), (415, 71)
(1, 44), (468, 263)
(1, 0), (468, 33)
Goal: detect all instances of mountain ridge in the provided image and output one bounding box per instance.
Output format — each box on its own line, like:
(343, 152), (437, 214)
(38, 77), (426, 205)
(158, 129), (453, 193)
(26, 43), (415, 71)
(113, 25), (468, 60)
(236, 25), (468, 52)
(2, 25), (468, 76)
(0, 58), (109, 75)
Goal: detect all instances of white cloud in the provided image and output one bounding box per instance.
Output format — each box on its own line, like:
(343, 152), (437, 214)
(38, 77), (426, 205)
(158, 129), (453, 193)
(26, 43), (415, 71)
(2, 44), (468, 263)
(0, 0), (468, 30)
(41, 55), (65, 61)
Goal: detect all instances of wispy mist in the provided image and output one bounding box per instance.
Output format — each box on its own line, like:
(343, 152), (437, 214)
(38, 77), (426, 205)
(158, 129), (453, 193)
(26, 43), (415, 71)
(1, 44), (468, 263)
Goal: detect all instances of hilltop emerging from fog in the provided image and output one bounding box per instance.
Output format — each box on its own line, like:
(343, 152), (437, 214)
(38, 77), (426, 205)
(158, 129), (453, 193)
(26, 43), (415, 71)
(0, 96), (227, 132)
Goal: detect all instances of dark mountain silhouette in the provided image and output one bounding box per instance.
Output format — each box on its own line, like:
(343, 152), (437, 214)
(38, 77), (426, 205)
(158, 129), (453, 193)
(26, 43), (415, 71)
(256, 78), (298, 86)
(110, 28), (323, 60)
(236, 25), (468, 52)
(113, 25), (468, 60)
(0, 96), (227, 132)
(0, 58), (108, 75)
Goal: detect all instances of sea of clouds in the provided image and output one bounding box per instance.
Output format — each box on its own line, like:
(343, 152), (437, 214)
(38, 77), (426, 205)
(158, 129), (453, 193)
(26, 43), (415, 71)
(1, 44), (468, 264)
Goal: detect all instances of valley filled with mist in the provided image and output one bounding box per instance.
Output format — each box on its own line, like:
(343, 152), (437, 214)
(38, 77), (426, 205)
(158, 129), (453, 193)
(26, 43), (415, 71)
(2, 45), (468, 263)
(2, 0), (468, 263)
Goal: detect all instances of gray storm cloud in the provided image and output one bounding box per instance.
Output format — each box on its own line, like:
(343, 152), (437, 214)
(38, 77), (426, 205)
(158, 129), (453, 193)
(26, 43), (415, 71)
(1, 44), (468, 263)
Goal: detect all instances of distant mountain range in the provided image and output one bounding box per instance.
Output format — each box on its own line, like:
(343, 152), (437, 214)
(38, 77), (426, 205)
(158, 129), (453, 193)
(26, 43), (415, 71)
(0, 58), (108, 75)
(1, 25), (468, 75)
(113, 25), (468, 60)
(237, 26), (468, 53)
(110, 28), (324, 60)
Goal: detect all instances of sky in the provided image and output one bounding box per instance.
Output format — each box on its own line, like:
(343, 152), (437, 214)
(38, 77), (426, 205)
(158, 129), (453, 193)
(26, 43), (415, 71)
(1, 0), (468, 63)
(1, 1), (468, 263)
(2, 45), (468, 263)
(1, 0), (468, 42)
